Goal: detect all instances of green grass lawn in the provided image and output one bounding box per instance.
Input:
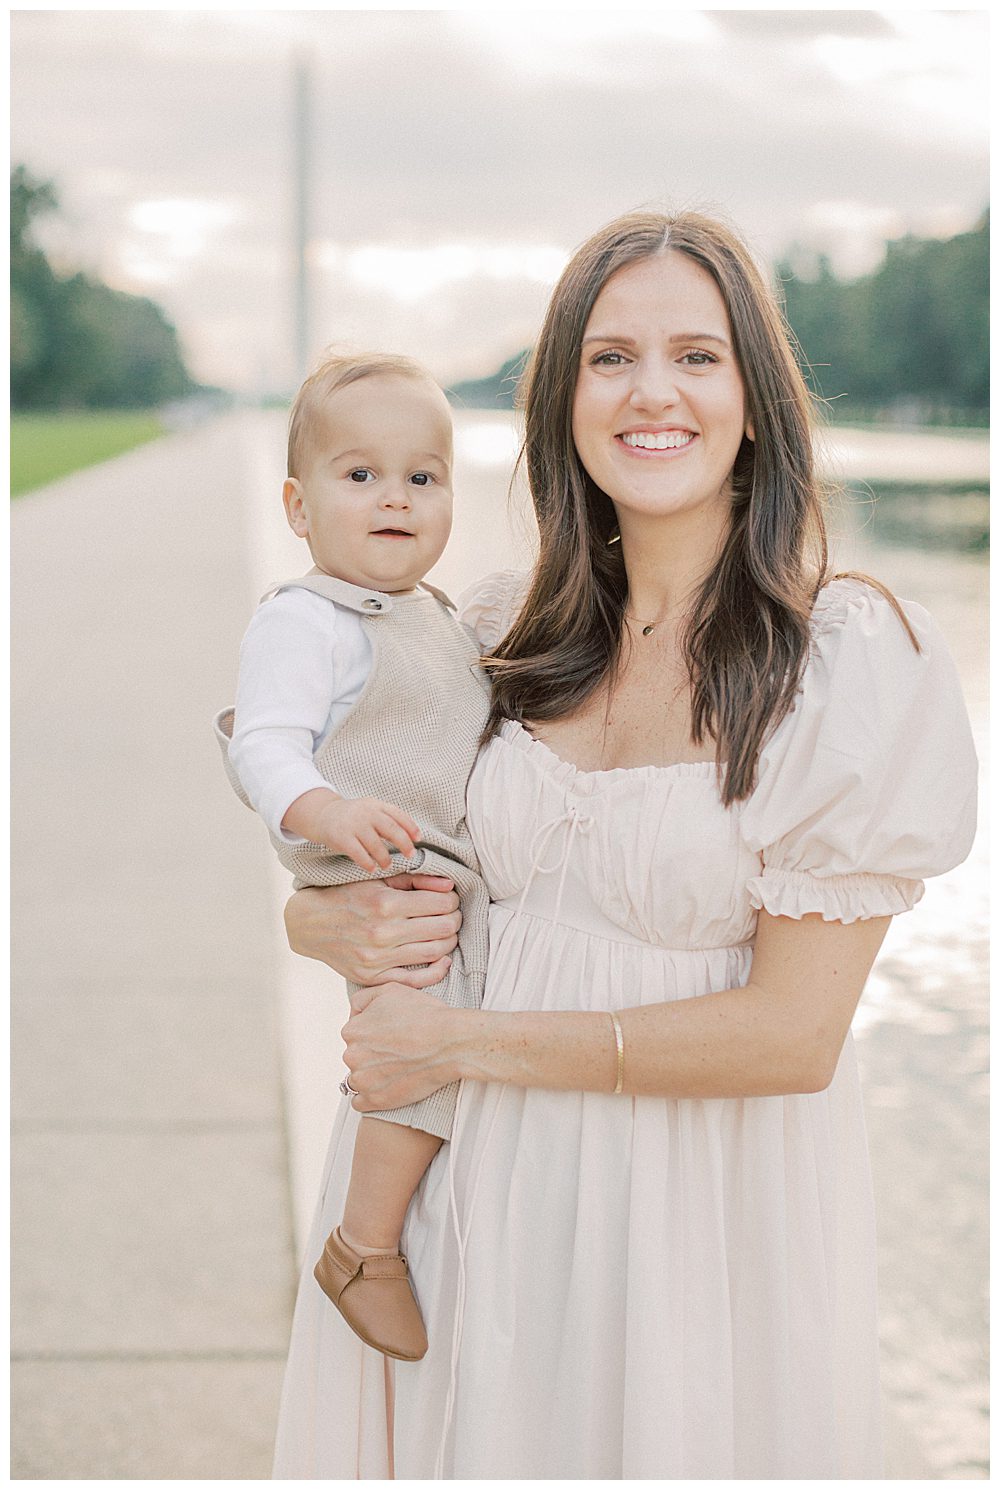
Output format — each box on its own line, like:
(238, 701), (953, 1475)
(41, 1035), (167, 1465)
(10, 412), (166, 496)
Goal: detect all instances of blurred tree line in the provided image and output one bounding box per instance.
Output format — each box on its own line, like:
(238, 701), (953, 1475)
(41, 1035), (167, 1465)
(450, 214), (988, 427)
(778, 214), (988, 425)
(11, 166), (196, 410)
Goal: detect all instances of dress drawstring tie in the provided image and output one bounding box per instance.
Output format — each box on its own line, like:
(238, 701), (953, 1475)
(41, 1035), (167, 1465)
(434, 804), (593, 1477)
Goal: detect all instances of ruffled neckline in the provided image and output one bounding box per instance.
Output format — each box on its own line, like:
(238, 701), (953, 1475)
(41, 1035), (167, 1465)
(492, 578), (907, 792)
(498, 719), (722, 787)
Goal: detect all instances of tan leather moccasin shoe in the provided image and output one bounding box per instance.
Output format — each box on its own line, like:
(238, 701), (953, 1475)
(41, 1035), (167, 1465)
(314, 1227), (428, 1361)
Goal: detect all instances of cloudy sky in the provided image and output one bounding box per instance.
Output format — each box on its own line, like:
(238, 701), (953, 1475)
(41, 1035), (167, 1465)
(11, 7), (989, 395)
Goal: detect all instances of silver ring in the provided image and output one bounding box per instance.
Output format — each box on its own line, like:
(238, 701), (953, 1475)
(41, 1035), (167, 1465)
(339, 1078), (359, 1098)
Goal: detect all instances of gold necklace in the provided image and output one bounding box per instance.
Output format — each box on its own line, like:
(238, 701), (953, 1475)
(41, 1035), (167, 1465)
(626, 611), (666, 637)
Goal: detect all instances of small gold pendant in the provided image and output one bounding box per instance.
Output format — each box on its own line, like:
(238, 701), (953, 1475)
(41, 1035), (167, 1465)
(642, 624), (655, 636)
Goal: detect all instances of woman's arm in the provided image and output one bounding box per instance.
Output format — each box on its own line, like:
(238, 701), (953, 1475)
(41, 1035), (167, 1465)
(342, 911), (890, 1107)
(284, 873), (462, 988)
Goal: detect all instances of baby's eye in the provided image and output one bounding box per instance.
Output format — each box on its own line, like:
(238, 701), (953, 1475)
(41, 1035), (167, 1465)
(348, 468), (376, 483)
(409, 472), (434, 486)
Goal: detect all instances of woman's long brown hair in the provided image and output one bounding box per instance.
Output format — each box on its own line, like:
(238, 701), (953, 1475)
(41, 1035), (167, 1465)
(481, 210), (916, 806)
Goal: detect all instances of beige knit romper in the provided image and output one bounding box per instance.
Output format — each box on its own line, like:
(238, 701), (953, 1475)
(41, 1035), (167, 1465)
(215, 571), (491, 1141)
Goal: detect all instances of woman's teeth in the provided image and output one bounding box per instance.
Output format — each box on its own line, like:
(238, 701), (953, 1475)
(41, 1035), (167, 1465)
(621, 431), (695, 450)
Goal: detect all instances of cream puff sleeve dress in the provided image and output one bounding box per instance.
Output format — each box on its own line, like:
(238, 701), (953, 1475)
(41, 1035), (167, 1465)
(271, 573), (977, 1481)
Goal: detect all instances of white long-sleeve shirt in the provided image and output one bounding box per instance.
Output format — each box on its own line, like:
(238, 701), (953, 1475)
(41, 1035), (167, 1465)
(229, 587), (374, 841)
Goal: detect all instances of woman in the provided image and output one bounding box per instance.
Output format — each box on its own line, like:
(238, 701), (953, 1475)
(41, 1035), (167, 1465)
(273, 211), (977, 1478)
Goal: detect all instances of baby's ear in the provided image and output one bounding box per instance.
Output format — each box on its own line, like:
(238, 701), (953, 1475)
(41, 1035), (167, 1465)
(283, 478), (309, 537)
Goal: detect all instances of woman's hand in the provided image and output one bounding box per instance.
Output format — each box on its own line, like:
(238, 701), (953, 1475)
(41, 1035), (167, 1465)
(341, 982), (471, 1111)
(283, 873), (462, 987)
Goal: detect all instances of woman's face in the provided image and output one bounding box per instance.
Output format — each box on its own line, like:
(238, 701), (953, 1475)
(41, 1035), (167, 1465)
(571, 251), (752, 531)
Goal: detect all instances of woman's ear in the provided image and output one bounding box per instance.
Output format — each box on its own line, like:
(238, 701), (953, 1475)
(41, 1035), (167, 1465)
(745, 420), (755, 442)
(283, 478), (309, 537)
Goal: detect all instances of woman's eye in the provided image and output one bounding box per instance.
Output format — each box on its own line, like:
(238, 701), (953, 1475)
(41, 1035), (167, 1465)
(680, 350), (718, 366)
(409, 472), (433, 486)
(348, 468), (376, 483)
(590, 350), (630, 367)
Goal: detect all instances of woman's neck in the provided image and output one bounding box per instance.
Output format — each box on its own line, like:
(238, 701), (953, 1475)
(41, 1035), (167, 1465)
(617, 500), (729, 627)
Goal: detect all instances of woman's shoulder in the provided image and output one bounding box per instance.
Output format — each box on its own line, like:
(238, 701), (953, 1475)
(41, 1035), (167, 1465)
(810, 571), (926, 641)
(770, 570), (972, 779)
(791, 571), (966, 740)
(741, 570), (977, 899)
(804, 571), (950, 688)
(456, 569), (531, 651)
(807, 569), (955, 658)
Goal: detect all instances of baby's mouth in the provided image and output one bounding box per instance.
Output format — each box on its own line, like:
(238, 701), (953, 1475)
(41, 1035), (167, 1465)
(371, 527), (415, 538)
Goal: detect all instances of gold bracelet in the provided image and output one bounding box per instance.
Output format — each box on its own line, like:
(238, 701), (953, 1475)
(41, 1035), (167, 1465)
(609, 1011), (625, 1095)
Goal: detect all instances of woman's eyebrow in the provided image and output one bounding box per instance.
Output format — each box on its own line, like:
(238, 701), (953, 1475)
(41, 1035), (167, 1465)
(581, 331), (731, 350)
(671, 332), (730, 349)
(581, 333), (638, 347)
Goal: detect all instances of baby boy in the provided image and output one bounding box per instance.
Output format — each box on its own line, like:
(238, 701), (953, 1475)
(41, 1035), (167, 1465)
(214, 353), (490, 1361)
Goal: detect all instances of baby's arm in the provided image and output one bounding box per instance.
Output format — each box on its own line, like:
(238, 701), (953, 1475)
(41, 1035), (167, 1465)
(282, 788), (420, 873)
(231, 590), (414, 868)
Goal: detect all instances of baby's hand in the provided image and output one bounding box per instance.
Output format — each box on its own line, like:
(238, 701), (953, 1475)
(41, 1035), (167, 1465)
(311, 794), (421, 872)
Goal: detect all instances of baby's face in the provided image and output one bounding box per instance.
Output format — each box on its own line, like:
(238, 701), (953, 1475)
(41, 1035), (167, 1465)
(284, 373), (454, 593)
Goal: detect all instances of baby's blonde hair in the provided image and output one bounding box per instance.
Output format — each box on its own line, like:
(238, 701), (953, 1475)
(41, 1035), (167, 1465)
(287, 351), (440, 479)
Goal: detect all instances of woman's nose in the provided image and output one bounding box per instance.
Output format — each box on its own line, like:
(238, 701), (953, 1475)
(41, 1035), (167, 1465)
(628, 358), (681, 413)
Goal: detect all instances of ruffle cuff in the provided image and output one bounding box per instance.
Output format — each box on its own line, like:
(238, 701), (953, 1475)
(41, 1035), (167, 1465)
(747, 867), (924, 923)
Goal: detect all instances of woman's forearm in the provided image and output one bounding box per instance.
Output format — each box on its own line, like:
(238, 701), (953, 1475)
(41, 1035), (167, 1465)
(456, 982), (830, 1100)
(452, 913), (890, 1100)
(344, 913), (888, 1108)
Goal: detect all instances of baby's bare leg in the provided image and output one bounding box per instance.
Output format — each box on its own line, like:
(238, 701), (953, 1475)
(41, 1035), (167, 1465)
(315, 1117), (438, 1358)
(341, 1117), (442, 1250)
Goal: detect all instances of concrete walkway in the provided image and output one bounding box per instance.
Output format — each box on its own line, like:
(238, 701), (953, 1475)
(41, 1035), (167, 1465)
(11, 416), (297, 1477)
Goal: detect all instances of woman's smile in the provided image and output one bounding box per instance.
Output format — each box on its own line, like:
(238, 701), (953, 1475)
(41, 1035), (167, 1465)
(617, 426), (698, 454)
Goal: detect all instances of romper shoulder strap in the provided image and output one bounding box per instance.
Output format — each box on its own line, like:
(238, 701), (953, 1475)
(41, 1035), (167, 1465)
(260, 570), (395, 616)
(417, 580), (457, 611)
(260, 570), (458, 617)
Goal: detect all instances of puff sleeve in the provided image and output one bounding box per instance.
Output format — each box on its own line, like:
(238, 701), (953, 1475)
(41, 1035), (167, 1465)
(740, 578), (978, 923)
(457, 569), (531, 652)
